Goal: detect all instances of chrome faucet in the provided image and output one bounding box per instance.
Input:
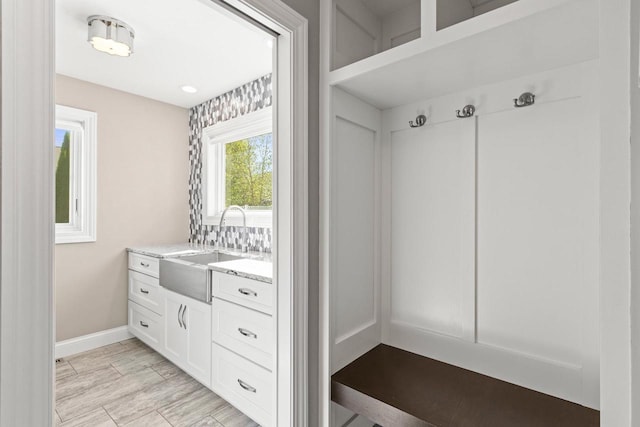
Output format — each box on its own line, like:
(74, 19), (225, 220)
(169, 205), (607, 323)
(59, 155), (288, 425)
(218, 205), (248, 253)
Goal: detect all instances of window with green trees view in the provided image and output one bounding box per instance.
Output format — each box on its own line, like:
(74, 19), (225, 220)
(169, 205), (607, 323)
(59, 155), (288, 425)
(225, 133), (273, 209)
(55, 105), (97, 244)
(55, 128), (71, 224)
(202, 107), (273, 227)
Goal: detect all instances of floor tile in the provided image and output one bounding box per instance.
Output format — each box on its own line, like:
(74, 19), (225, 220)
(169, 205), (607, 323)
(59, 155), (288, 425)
(56, 366), (122, 402)
(56, 338), (257, 427)
(66, 342), (154, 374)
(121, 410), (173, 427)
(111, 348), (166, 375)
(104, 372), (201, 425)
(152, 359), (185, 379)
(212, 404), (260, 427)
(56, 367), (164, 421)
(158, 387), (230, 427)
(56, 360), (77, 381)
(190, 416), (223, 427)
(58, 407), (116, 427)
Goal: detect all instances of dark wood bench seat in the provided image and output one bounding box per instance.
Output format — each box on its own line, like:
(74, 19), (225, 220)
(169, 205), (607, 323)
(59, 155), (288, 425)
(331, 345), (599, 427)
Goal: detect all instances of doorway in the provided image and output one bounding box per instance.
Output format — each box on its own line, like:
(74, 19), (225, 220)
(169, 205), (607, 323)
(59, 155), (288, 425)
(0, 0), (307, 426)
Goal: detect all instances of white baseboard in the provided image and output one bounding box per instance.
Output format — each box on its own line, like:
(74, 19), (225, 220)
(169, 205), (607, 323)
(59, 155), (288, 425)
(55, 326), (133, 359)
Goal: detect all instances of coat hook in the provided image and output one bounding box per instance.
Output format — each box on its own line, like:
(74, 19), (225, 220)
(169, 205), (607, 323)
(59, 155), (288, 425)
(409, 114), (427, 128)
(456, 105), (476, 118)
(514, 92), (535, 108)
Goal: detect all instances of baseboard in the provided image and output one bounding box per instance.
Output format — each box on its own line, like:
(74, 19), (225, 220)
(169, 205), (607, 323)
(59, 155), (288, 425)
(55, 326), (133, 359)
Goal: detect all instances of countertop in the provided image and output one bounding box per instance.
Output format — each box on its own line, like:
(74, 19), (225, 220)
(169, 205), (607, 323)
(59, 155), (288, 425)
(127, 243), (272, 283)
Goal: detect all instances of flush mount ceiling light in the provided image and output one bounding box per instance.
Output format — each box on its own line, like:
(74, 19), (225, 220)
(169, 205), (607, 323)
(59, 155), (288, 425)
(87, 15), (135, 57)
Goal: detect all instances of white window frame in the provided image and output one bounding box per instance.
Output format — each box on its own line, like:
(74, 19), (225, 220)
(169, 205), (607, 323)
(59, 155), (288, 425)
(202, 107), (273, 228)
(55, 104), (97, 244)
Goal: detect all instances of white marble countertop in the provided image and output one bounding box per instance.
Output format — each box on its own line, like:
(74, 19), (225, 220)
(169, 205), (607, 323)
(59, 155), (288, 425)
(127, 243), (273, 283)
(208, 259), (272, 283)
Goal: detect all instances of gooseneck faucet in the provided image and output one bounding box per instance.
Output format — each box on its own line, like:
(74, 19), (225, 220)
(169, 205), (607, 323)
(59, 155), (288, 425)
(218, 205), (248, 253)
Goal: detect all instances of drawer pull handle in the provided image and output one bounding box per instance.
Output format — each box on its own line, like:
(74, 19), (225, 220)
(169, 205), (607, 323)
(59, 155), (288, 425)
(140, 288), (149, 294)
(237, 379), (257, 393)
(238, 328), (257, 339)
(178, 304), (184, 328)
(139, 321), (149, 328)
(238, 288), (257, 297)
(140, 262), (150, 268)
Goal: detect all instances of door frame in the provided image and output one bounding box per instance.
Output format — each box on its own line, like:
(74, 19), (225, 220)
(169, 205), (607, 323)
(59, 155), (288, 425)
(0, 0), (308, 426)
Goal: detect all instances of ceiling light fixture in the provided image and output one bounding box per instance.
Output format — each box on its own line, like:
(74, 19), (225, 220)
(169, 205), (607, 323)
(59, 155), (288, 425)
(181, 85), (198, 94)
(87, 15), (135, 57)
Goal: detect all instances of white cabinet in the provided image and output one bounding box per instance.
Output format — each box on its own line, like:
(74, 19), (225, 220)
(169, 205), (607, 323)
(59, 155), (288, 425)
(163, 288), (212, 388)
(128, 300), (163, 350)
(211, 343), (273, 427)
(211, 272), (275, 426)
(127, 253), (164, 353)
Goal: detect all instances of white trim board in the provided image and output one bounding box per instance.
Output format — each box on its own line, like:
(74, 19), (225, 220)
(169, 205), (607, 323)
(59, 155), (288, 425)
(55, 326), (134, 359)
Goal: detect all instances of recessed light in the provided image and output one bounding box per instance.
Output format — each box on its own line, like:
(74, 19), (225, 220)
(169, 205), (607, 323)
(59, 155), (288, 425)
(181, 85), (197, 94)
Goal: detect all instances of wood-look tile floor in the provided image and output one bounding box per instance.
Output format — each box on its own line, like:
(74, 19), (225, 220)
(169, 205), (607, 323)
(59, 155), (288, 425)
(55, 338), (260, 427)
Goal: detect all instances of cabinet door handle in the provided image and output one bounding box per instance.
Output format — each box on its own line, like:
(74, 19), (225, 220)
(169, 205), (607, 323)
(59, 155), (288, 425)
(237, 379), (257, 393)
(139, 321), (149, 328)
(178, 304), (184, 328)
(140, 288), (149, 294)
(238, 328), (257, 339)
(181, 305), (187, 330)
(140, 262), (150, 268)
(238, 288), (257, 297)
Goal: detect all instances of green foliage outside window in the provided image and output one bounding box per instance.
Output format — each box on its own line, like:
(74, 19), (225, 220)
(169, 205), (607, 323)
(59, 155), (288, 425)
(55, 130), (71, 224)
(225, 133), (273, 209)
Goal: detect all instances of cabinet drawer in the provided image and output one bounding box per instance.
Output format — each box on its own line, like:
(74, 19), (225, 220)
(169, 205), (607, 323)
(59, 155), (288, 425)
(211, 343), (272, 426)
(212, 272), (273, 315)
(128, 252), (159, 278)
(212, 298), (273, 370)
(128, 300), (163, 352)
(128, 270), (163, 315)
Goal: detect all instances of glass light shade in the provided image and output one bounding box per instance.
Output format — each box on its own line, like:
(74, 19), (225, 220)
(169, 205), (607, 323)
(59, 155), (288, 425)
(87, 16), (134, 57)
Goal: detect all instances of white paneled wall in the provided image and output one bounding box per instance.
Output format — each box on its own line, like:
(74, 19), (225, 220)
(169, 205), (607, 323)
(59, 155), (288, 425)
(390, 120), (476, 341)
(380, 61), (600, 408)
(331, 89), (382, 372)
(476, 98), (597, 369)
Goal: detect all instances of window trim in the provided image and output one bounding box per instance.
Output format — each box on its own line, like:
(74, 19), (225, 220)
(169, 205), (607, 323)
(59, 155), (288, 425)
(202, 107), (273, 227)
(55, 105), (97, 244)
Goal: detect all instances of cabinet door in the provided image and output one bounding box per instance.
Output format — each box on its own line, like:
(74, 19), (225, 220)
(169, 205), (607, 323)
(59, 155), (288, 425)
(184, 299), (212, 388)
(390, 119), (476, 341)
(164, 290), (187, 363)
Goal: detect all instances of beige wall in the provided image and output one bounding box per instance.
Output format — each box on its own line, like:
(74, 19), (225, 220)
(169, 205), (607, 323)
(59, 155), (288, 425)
(55, 75), (189, 341)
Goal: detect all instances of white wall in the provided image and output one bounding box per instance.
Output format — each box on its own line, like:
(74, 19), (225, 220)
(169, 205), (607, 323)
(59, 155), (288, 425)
(55, 75), (190, 341)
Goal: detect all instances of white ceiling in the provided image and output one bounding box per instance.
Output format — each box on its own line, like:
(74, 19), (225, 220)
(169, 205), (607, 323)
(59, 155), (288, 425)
(56, 0), (273, 108)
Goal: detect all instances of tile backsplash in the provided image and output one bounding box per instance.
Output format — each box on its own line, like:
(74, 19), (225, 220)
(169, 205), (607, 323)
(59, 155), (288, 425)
(188, 74), (272, 252)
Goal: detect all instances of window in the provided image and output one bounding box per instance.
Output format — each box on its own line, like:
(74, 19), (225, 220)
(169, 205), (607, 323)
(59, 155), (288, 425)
(55, 105), (97, 244)
(203, 107), (273, 227)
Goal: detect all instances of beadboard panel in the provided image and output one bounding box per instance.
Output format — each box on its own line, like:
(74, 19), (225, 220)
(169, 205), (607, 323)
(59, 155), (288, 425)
(331, 89), (382, 373)
(390, 120), (476, 341)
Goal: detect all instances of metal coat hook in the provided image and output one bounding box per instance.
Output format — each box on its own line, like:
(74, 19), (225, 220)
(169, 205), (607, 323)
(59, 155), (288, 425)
(514, 92), (535, 108)
(409, 114), (427, 128)
(456, 105), (476, 118)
